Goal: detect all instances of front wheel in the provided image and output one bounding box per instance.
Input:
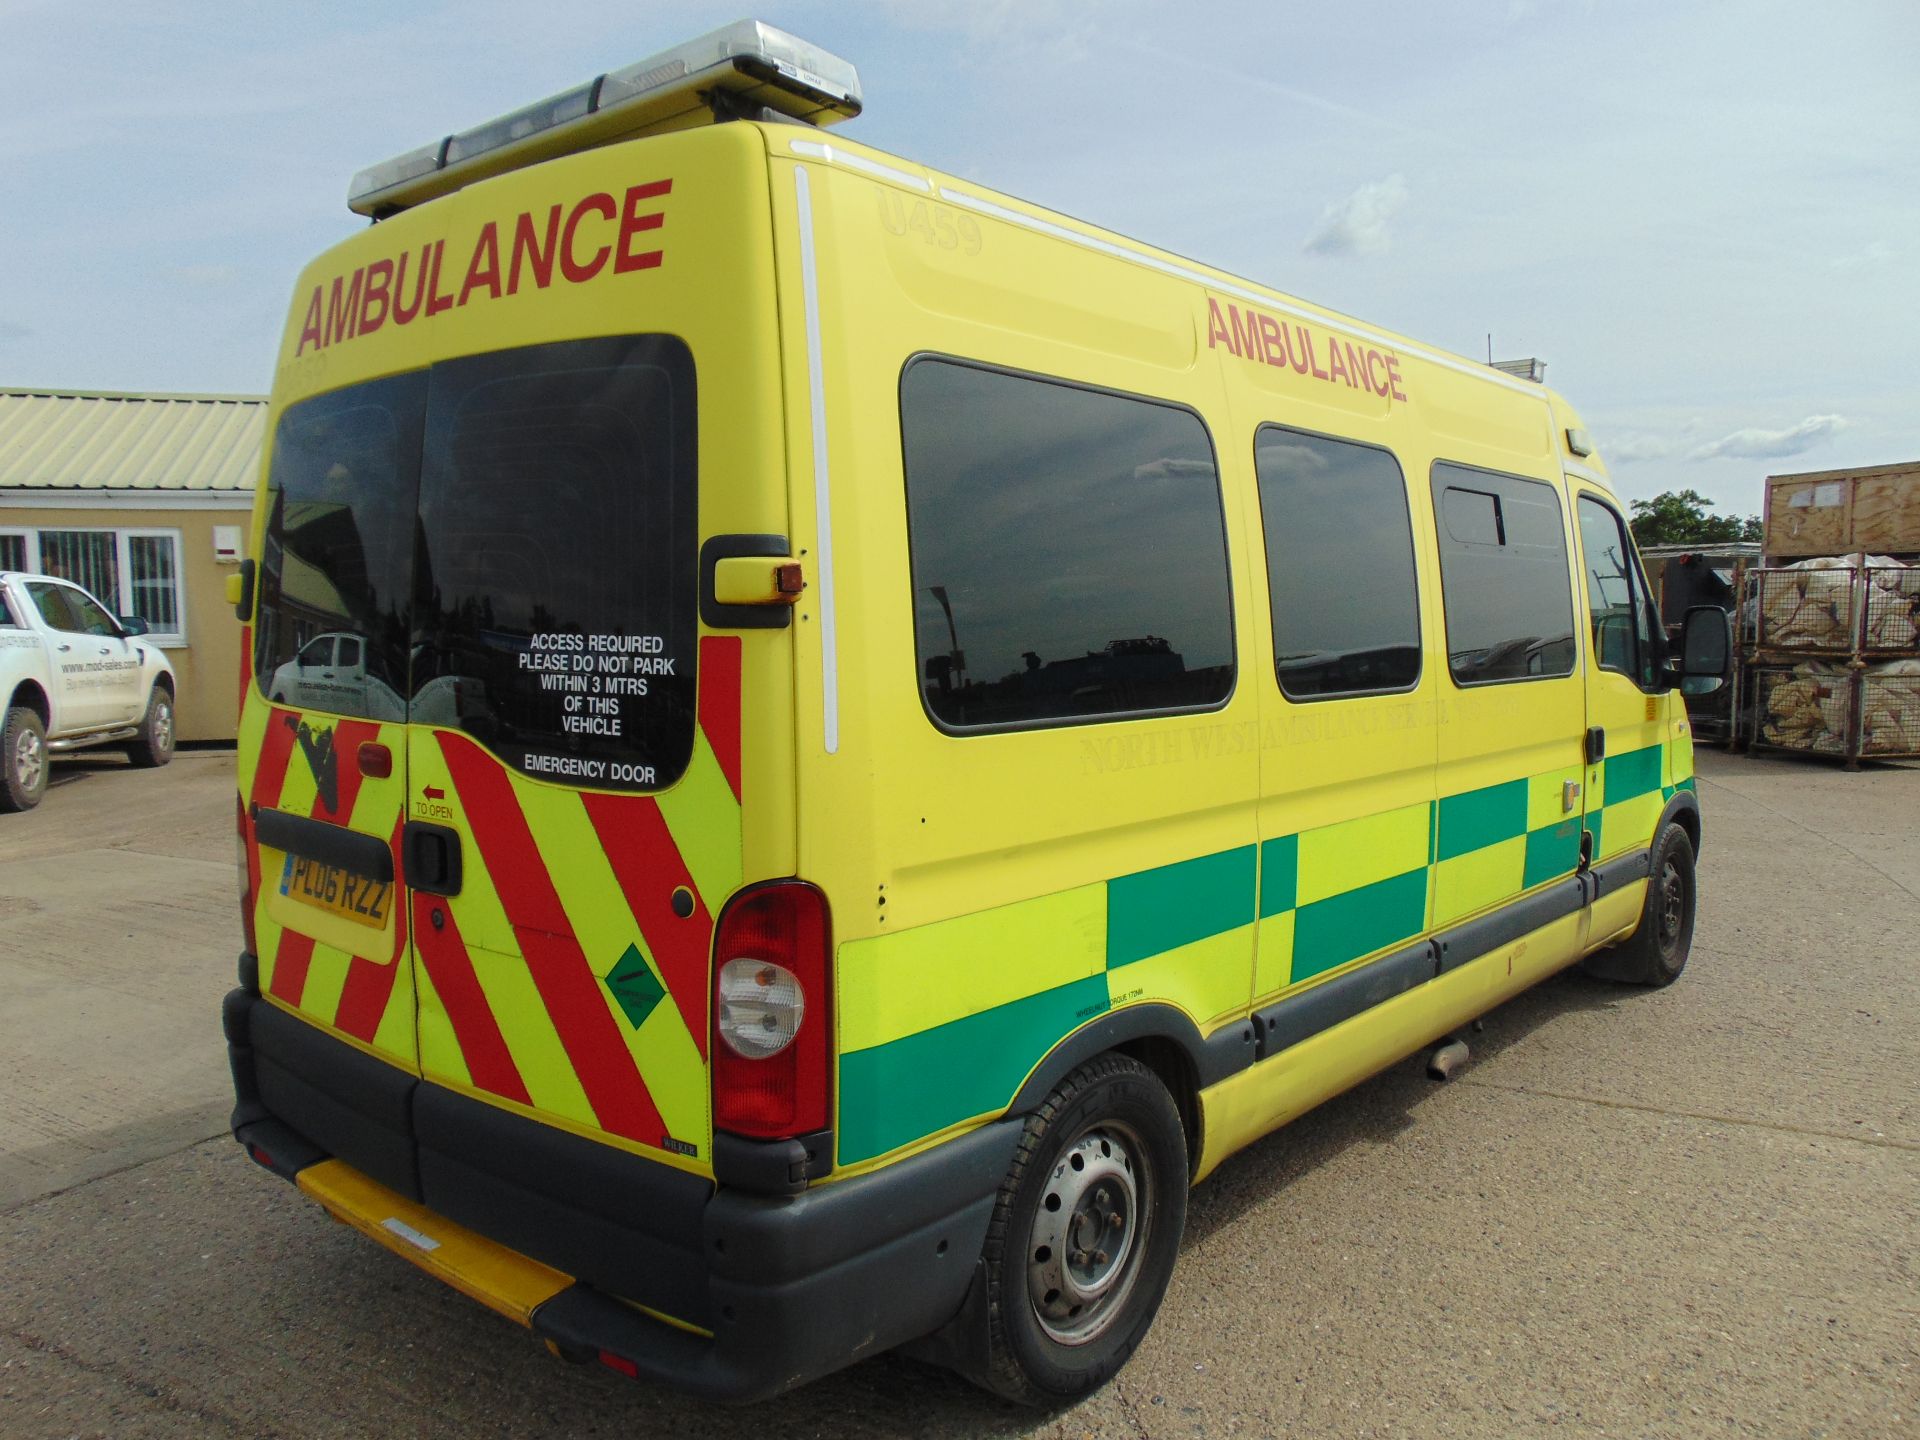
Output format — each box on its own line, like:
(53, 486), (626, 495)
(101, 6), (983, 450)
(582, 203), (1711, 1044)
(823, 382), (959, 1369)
(1581, 822), (1696, 986)
(977, 1053), (1187, 1405)
(2, 706), (49, 812)
(125, 686), (175, 769)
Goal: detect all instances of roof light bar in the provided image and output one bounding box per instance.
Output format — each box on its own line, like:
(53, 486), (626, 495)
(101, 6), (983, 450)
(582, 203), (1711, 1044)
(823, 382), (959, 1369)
(348, 20), (862, 218)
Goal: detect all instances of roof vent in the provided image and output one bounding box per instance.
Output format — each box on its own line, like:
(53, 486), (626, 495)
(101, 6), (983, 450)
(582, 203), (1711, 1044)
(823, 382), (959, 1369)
(1489, 357), (1547, 384)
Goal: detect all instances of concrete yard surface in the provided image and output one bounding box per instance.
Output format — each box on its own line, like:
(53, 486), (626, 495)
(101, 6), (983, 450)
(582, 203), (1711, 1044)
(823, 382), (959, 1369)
(1, 748), (1915, 1437)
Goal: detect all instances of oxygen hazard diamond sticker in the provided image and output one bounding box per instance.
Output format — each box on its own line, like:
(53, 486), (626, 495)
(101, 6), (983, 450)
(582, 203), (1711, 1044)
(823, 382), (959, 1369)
(605, 943), (666, 1031)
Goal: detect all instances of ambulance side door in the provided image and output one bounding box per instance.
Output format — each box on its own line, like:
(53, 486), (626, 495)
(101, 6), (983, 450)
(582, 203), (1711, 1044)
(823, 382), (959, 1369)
(1571, 491), (1669, 867)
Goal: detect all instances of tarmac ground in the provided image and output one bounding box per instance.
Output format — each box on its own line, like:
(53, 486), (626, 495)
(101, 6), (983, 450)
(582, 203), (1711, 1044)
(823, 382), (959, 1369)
(1, 746), (1914, 1438)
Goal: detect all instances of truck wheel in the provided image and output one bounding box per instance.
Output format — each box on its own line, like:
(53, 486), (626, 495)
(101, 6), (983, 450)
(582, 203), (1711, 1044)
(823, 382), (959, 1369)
(977, 1053), (1187, 1405)
(1580, 822), (1696, 986)
(2, 706), (49, 812)
(126, 686), (176, 769)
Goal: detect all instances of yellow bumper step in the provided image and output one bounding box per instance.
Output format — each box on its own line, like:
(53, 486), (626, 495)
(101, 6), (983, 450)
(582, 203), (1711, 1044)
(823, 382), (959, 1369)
(296, 1159), (572, 1326)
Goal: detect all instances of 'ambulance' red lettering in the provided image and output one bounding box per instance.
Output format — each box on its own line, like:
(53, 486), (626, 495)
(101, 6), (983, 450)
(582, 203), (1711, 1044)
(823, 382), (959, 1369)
(1204, 295), (1410, 405)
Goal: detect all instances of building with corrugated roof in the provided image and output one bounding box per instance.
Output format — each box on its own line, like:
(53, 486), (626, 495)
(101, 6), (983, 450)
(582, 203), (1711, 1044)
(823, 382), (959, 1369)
(1, 388), (264, 742)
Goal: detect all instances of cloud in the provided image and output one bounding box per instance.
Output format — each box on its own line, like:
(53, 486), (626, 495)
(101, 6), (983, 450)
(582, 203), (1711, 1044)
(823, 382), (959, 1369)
(1602, 433), (1675, 464)
(873, 0), (1103, 60)
(0, 319), (29, 342)
(1687, 415), (1848, 462)
(169, 264), (242, 289)
(1832, 241), (1893, 272)
(1304, 175), (1408, 258)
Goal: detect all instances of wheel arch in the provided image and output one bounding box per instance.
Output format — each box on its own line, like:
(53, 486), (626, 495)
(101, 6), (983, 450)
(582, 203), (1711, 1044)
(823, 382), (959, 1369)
(1006, 1004), (1256, 1181)
(8, 680), (50, 727)
(1660, 788), (1701, 859)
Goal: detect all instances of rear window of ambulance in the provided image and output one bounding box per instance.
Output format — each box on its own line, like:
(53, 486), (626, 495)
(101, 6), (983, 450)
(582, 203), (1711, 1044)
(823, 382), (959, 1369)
(413, 336), (698, 790)
(254, 335), (698, 792)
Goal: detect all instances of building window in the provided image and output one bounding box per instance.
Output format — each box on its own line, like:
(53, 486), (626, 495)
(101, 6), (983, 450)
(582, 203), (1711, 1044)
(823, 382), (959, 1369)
(899, 357), (1236, 732)
(1254, 425), (1421, 699)
(1430, 462), (1576, 685)
(0, 527), (187, 644)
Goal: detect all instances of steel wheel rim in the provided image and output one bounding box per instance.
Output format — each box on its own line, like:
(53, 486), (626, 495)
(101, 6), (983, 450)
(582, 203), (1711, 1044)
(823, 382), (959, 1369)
(1026, 1120), (1150, 1346)
(14, 727), (43, 793)
(1658, 859), (1685, 949)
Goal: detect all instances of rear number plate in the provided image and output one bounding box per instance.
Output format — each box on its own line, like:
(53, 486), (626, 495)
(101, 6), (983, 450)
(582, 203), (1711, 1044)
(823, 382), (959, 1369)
(279, 854), (391, 928)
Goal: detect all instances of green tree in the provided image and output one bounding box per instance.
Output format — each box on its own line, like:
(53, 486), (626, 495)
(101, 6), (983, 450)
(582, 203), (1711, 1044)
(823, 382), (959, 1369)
(1628, 490), (1763, 546)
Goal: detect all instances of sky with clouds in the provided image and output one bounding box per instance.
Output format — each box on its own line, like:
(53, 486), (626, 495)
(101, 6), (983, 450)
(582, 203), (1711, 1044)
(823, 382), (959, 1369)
(1, 0), (1914, 518)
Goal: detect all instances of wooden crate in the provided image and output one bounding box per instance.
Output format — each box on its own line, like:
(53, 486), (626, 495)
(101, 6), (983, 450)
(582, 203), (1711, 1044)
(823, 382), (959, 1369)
(1764, 462), (1920, 560)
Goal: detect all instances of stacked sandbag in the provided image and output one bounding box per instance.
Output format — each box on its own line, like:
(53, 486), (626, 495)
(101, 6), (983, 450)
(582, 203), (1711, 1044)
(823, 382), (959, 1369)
(1759, 662), (1852, 752)
(1861, 559), (1920, 649)
(1861, 659), (1920, 754)
(1758, 558), (1857, 647)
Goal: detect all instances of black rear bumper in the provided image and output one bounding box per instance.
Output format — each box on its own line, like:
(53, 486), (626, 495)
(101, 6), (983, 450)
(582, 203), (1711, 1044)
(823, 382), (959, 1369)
(224, 982), (1018, 1402)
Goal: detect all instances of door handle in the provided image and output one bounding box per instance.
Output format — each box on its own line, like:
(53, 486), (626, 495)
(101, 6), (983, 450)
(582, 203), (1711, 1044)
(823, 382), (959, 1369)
(402, 821), (463, 897)
(1584, 726), (1606, 765)
(57, 643), (71, 652)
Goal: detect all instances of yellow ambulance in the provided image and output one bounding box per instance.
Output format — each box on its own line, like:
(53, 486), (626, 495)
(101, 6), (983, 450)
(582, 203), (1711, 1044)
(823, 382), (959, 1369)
(223, 20), (1733, 1405)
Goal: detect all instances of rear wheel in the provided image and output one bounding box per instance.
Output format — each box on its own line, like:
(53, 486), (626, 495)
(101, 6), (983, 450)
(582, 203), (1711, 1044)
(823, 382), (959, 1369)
(125, 686), (175, 769)
(1581, 822), (1695, 986)
(978, 1053), (1187, 1405)
(2, 706), (49, 812)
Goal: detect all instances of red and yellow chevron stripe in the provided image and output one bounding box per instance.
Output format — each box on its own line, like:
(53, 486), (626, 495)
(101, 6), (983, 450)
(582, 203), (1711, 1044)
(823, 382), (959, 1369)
(237, 634), (744, 1170)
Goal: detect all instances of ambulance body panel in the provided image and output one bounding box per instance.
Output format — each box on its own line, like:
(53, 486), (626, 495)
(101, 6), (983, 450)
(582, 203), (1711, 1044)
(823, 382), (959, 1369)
(227, 50), (1717, 1403)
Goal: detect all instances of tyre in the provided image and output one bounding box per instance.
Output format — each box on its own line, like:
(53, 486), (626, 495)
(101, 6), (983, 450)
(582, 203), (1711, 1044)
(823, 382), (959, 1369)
(1580, 822), (1696, 986)
(126, 685), (176, 769)
(977, 1053), (1187, 1405)
(2, 705), (49, 812)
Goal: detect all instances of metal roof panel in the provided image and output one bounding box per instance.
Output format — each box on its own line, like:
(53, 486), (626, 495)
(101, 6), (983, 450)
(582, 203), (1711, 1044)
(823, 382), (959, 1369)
(0, 389), (266, 492)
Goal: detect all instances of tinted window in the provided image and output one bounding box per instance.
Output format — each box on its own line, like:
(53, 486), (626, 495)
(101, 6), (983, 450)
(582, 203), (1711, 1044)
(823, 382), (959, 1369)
(27, 582), (80, 633)
(255, 373), (427, 719)
(1577, 495), (1661, 689)
(412, 335), (698, 791)
(65, 588), (119, 637)
(1430, 463), (1576, 685)
(1255, 427), (1420, 698)
(900, 359), (1235, 731)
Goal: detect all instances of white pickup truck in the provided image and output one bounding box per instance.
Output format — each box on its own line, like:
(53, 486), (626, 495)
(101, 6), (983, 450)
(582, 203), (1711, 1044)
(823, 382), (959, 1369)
(1, 571), (177, 812)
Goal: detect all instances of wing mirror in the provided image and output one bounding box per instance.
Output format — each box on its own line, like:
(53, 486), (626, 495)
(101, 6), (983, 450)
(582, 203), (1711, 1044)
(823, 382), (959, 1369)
(1670, 605), (1731, 696)
(118, 615), (151, 637)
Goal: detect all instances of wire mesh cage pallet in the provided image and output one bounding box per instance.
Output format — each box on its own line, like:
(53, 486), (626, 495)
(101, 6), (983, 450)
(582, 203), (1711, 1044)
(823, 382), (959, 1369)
(1744, 663), (1920, 767)
(1741, 562), (1920, 654)
(1736, 560), (1920, 767)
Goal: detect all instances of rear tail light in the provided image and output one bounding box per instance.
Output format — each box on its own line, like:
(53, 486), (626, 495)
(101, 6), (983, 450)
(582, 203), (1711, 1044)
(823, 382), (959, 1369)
(711, 881), (830, 1139)
(237, 796), (259, 958)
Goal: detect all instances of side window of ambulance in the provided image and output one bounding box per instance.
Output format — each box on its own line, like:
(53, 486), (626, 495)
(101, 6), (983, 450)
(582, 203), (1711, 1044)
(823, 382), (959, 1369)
(1254, 427), (1420, 698)
(1431, 463), (1577, 685)
(900, 358), (1235, 731)
(1576, 495), (1661, 690)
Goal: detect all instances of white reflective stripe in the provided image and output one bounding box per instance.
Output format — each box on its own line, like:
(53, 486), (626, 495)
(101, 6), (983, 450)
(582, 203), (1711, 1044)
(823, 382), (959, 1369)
(788, 137), (931, 191)
(795, 166), (839, 755)
(380, 1217), (441, 1252)
(930, 183), (1549, 403)
(1563, 460), (1609, 485)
